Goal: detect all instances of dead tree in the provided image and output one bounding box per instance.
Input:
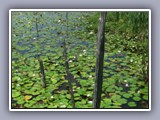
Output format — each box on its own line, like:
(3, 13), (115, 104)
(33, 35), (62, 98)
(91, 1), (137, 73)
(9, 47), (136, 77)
(93, 12), (107, 108)
(35, 12), (46, 88)
(63, 12), (75, 108)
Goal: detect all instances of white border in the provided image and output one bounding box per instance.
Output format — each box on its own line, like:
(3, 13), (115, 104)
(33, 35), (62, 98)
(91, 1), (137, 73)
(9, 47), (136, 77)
(9, 9), (151, 111)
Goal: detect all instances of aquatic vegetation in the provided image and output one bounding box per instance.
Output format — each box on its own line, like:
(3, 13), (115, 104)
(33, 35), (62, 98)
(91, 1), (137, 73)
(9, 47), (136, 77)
(11, 11), (149, 109)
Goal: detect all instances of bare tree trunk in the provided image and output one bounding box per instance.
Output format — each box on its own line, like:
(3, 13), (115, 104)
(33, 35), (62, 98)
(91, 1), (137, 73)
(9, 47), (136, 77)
(63, 12), (75, 108)
(93, 12), (107, 108)
(145, 62), (149, 83)
(63, 39), (75, 108)
(38, 56), (46, 88)
(35, 13), (46, 88)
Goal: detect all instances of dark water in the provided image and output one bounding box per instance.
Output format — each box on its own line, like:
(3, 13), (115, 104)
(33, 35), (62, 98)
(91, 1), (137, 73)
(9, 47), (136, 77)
(12, 12), (93, 59)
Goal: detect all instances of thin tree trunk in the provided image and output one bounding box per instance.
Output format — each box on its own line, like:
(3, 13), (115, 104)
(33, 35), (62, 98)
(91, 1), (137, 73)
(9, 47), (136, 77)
(93, 12), (107, 108)
(38, 56), (46, 88)
(63, 40), (75, 108)
(63, 12), (75, 108)
(145, 62), (149, 83)
(35, 14), (46, 88)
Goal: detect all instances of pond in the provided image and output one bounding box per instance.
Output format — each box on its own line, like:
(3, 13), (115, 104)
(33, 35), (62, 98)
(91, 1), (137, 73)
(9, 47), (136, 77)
(11, 11), (149, 109)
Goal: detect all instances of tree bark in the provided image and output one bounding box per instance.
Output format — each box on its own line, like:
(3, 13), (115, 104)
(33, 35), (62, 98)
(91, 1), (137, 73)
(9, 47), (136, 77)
(93, 12), (107, 108)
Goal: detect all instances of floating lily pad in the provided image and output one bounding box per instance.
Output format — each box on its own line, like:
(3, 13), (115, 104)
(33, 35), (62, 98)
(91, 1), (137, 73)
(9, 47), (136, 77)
(24, 101), (35, 108)
(116, 98), (127, 104)
(47, 103), (58, 108)
(81, 99), (87, 104)
(134, 93), (140, 97)
(123, 93), (132, 98)
(106, 85), (116, 92)
(12, 90), (21, 98)
(75, 102), (82, 108)
(77, 88), (86, 95)
(111, 94), (121, 101)
(17, 99), (25, 105)
(103, 98), (112, 104)
(101, 103), (112, 108)
(24, 95), (32, 101)
(79, 80), (87, 86)
(143, 95), (148, 100)
(133, 96), (141, 101)
(128, 102), (136, 107)
(113, 102), (122, 106)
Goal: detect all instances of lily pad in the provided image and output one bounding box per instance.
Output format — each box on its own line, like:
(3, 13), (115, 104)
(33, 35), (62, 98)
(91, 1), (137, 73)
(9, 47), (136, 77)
(143, 95), (148, 100)
(133, 96), (141, 101)
(51, 78), (58, 84)
(17, 99), (25, 105)
(77, 88), (86, 95)
(128, 102), (136, 107)
(47, 103), (58, 108)
(123, 93), (132, 98)
(12, 90), (21, 98)
(24, 101), (35, 108)
(116, 98), (127, 104)
(103, 98), (112, 104)
(79, 80), (87, 86)
(111, 94), (121, 101)
(24, 95), (32, 101)
(134, 93), (140, 97)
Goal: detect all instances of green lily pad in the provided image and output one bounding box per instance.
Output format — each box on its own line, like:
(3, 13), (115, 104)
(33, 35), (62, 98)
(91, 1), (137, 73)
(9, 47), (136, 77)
(32, 91), (41, 95)
(17, 99), (25, 105)
(79, 80), (87, 86)
(123, 93), (132, 98)
(75, 102), (82, 108)
(113, 102), (122, 106)
(66, 94), (71, 99)
(133, 96), (141, 101)
(140, 87), (148, 94)
(24, 101), (35, 108)
(106, 85), (116, 92)
(77, 88), (86, 95)
(117, 98), (127, 104)
(103, 98), (112, 104)
(24, 89), (32, 94)
(103, 104), (112, 108)
(111, 94), (121, 101)
(51, 78), (58, 84)
(128, 102), (136, 107)
(134, 93), (140, 97)
(24, 82), (34, 88)
(81, 99), (87, 104)
(12, 90), (21, 98)
(47, 103), (58, 108)
(130, 87), (138, 91)
(143, 95), (148, 100)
